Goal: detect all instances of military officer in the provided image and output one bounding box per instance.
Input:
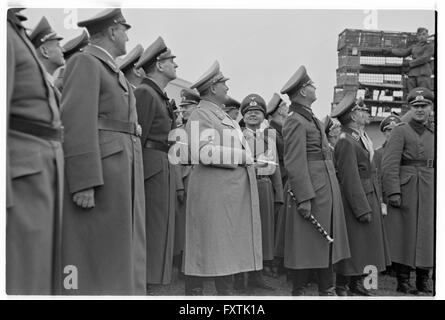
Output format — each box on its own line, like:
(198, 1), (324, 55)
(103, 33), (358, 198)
(233, 94), (283, 292)
(266, 93), (288, 277)
(54, 30), (89, 92)
(382, 87), (435, 295)
(383, 27), (434, 92)
(184, 61), (262, 295)
(29, 17), (65, 101)
(222, 95), (241, 120)
(373, 114), (402, 212)
(173, 88), (200, 274)
(133, 36), (178, 290)
(331, 93), (391, 296)
(281, 66), (350, 296)
(118, 44), (144, 89)
(61, 9), (146, 295)
(7, 8), (64, 295)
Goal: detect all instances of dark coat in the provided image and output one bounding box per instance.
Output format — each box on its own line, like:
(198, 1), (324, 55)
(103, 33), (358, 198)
(392, 41), (434, 77)
(61, 45), (146, 295)
(268, 120), (287, 259)
(134, 77), (176, 284)
(382, 121), (434, 268)
(283, 103), (350, 269)
(244, 127), (284, 261)
(6, 13), (64, 295)
(333, 127), (391, 275)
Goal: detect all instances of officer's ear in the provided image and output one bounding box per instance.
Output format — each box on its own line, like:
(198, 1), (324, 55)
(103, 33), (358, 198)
(299, 87), (307, 98)
(39, 45), (50, 59)
(108, 25), (119, 41)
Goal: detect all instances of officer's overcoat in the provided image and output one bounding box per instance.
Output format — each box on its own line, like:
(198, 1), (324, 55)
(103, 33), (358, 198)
(283, 103), (350, 269)
(61, 45), (146, 295)
(382, 121), (434, 268)
(334, 127), (391, 275)
(184, 100), (263, 276)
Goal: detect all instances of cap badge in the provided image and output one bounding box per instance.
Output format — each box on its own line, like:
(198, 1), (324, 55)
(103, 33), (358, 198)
(249, 97), (258, 106)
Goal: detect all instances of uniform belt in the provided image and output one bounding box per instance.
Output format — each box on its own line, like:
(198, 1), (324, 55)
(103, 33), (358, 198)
(256, 175), (271, 180)
(144, 140), (170, 153)
(401, 159), (434, 168)
(9, 117), (64, 142)
(97, 118), (141, 137)
(307, 152), (332, 161)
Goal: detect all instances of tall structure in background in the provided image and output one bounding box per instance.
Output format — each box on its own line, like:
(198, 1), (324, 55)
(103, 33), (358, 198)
(332, 29), (435, 146)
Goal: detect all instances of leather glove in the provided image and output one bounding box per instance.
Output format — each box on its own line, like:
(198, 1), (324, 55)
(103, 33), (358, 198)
(358, 212), (372, 223)
(388, 194), (401, 208)
(177, 190), (185, 204)
(297, 200), (311, 220)
(73, 188), (95, 209)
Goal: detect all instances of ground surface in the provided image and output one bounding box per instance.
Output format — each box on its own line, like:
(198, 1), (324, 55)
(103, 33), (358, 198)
(148, 268), (433, 297)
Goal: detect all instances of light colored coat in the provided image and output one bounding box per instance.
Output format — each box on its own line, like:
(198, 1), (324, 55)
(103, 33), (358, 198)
(183, 100), (263, 276)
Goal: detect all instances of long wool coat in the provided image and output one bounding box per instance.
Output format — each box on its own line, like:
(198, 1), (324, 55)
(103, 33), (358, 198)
(183, 100), (263, 276)
(333, 127), (391, 275)
(6, 14), (64, 295)
(283, 103), (350, 270)
(134, 77), (176, 285)
(382, 120), (434, 268)
(61, 45), (146, 295)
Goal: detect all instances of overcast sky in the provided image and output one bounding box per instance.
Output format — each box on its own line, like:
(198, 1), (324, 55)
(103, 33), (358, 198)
(21, 7), (435, 118)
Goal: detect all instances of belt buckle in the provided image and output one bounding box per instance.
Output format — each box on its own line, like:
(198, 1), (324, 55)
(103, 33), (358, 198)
(427, 159), (434, 168)
(135, 123), (142, 137)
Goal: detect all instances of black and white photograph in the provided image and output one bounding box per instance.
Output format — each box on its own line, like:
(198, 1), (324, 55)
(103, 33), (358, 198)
(2, 0), (441, 301)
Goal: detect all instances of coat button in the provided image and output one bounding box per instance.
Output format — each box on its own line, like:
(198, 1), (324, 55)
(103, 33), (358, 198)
(132, 137), (137, 143)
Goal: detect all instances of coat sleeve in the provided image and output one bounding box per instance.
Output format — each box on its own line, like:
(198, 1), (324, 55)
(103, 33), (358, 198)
(391, 47), (412, 57)
(334, 137), (372, 218)
(134, 86), (156, 144)
(283, 116), (315, 204)
(186, 108), (242, 169)
(6, 25), (15, 208)
(382, 125), (405, 197)
(61, 53), (103, 194)
(410, 43), (434, 68)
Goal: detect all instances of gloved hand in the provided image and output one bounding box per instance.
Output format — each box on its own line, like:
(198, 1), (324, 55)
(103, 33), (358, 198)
(177, 190), (185, 204)
(358, 212), (372, 223)
(297, 200), (311, 220)
(72, 188), (95, 209)
(388, 194), (401, 208)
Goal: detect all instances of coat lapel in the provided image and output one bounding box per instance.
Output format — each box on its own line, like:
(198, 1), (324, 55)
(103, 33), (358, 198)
(85, 45), (129, 93)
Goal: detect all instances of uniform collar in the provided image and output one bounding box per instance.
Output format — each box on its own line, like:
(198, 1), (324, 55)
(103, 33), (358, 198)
(141, 77), (169, 101)
(342, 126), (361, 142)
(409, 118), (429, 135)
(85, 45), (119, 73)
(288, 102), (313, 122)
(199, 99), (226, 120)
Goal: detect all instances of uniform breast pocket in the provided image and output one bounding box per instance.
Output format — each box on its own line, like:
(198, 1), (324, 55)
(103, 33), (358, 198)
(400, 173), (413, 186)
(99, 139), (124, 159)
(10, 147), (44, 179)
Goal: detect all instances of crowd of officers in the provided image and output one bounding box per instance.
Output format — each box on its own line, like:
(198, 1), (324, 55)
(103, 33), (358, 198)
(6, 8), (435, 296)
